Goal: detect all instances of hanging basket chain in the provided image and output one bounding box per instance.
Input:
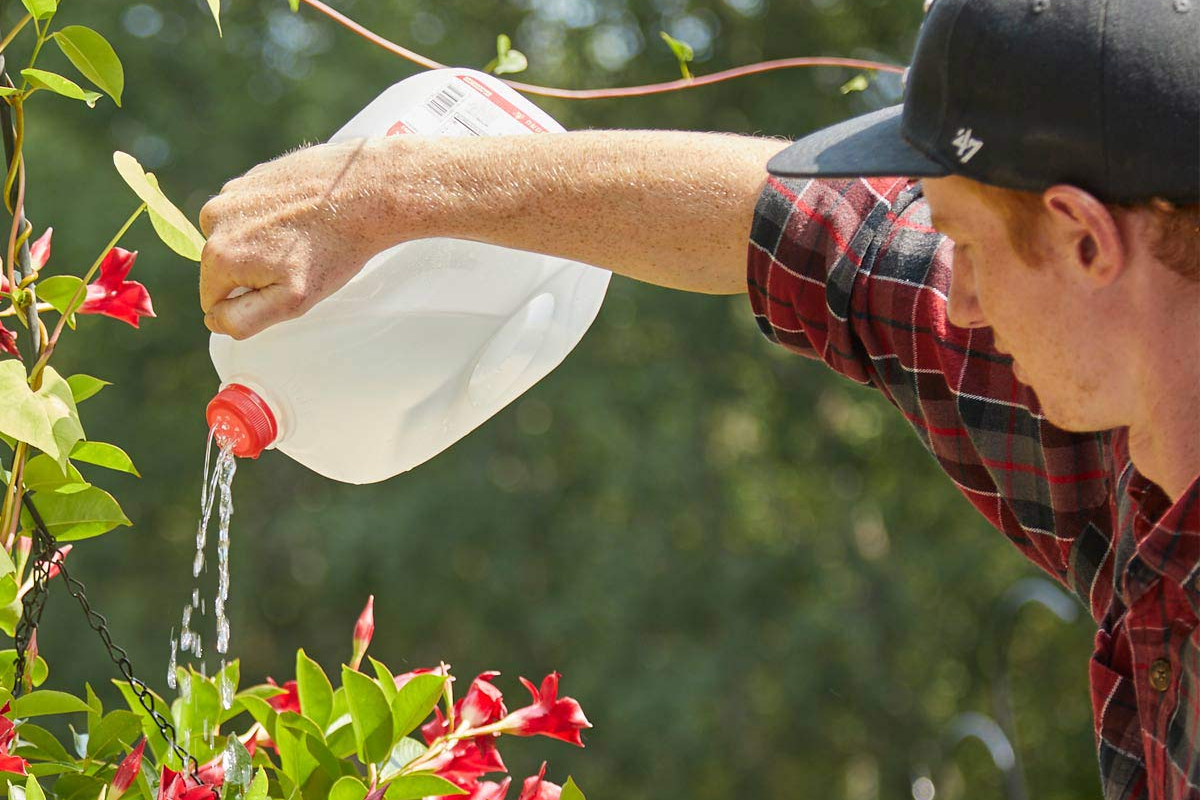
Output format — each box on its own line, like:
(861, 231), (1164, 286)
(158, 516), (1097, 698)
(14, 495), (205, 782)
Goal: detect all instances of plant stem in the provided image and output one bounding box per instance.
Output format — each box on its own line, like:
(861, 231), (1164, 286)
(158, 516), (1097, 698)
(0, 15), (31, 55)
(298, 0), (904, 99)
(29, 203), (146, 383)
(4, 162), (21, 295)
(20, 19), (53, 93)
(0, 440), (28, 548)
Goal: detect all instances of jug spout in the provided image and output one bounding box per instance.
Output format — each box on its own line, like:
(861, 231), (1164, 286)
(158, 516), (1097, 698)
(206, 384), (278, 458)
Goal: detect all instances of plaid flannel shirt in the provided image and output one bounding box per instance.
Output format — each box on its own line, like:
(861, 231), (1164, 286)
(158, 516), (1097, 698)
(746, 175), (1200, 799)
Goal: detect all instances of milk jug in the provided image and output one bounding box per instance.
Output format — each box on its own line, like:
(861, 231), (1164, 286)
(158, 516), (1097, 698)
(206, 69), (611, 484)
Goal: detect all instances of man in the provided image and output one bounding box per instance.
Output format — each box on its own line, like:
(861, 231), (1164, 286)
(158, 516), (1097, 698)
(199, 0), (1199, 795)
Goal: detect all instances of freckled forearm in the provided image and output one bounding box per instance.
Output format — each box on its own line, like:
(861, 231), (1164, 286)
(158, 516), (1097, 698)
(374, 130), (788, 294)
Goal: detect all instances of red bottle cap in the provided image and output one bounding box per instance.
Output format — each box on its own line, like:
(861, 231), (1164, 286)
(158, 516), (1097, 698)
(205, 384), (278, 459)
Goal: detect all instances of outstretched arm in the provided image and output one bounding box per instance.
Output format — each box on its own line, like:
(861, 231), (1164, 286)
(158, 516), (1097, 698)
(199, 130), (787, 339)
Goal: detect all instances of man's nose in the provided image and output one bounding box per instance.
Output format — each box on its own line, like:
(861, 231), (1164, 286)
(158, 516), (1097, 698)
(946, 253), (987, 330)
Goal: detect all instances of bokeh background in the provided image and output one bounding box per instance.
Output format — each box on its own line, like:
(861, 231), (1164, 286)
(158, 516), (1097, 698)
(17, 0), (1097, 797)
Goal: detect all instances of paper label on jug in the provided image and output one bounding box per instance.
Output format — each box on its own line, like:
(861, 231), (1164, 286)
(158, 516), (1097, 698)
(385, 75), (548, 138)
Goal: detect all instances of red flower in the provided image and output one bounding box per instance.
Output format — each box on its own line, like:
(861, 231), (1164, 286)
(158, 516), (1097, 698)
(461, 778), (512, 800)
(265, 678), (300, 714)
(516, 763), (561, 800)
(46, 544), (72, 580)
(0, 322), (18, 359)
(79, 247), (155, 328)
(0, 703), (28, 776)
(424, 736), (507, 792)
(110, 737), (146, 799)
(459, 672), (507, 729)
(496, 673), (591, 746)
(157, 736), (254, 800)
(349, 595), (374, 670)
(30, 227), (52, 270)
(423, 672), (506, 744)
(156, 766), (220, 800)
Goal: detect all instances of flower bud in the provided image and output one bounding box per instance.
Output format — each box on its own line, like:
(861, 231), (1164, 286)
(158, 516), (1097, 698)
(349, 595), (374, 671)
(109, 737), (146, 799)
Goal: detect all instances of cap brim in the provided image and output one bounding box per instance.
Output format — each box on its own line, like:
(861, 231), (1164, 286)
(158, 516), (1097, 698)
(767, 104), (949, 180)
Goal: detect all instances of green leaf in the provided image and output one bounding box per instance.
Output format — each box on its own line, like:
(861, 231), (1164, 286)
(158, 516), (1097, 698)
(65, 374), (109, 404)
(840, 74), (870, 94)
(325, 714), (356, 759)
(561, 777), (587, 800)
(296, 649), (333, 730)
(85, 710), (140, 759)
(389, 674), (445, 741)
(0, 362), (85, 471)
(22, 453), (83, 493)
(21, 69), (101, 107)
(273, 723), (318, 788)
(329, 776), (368, 800)
(276, 710), (324, 742)
(112, 680), (171, 764)
(0, 576), (15, 607)
(0, 546), (13, 578)
(11, 723), (72, 762)
(85, 684), (102, 740)
(383, 774), (466, 800)
(485, 34), (528, 76)
(19, 0), (56, 21)
(341, 667), (393, 766)
(244, 768), (269, 800)
(369, 658), (397, 705)
(21, 483), (130, 542)
(379, 737), (425, 781)
(0, 598), (20, 637)
(70, 441), (139, 476)
(659, 31), (694, 80)
(113, 152), (205, 262)
(34, 275), (83, 329)
(10, 690), (93, 717)
(206, 0), (222, 36)
(0, 89), (19, 97)
(24, 774), (46, 800)
(173, 667), (221, 757)
(53, 26), (123, 106)
(0, 650), (47, 688)
(146, 174), (204, 261)
(234, 694), (278, 741)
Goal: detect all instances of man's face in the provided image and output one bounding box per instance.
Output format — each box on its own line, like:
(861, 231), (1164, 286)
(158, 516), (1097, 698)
(922, 176), (1122, 432)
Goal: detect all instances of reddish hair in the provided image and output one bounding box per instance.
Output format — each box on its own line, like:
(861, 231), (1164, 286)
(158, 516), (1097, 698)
(972, 184), (1200, 281)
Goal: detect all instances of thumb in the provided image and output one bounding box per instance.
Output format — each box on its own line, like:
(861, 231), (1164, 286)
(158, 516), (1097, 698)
(205, 283), (306, 340)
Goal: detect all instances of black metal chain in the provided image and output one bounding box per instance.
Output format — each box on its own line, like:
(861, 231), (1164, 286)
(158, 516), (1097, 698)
(14, 495), (207, 788)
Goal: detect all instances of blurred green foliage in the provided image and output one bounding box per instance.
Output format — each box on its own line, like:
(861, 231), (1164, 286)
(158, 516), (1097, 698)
(13, 0), (1096, 797)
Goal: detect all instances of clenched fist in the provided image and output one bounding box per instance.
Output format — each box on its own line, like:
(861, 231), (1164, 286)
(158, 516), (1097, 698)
(199, 137), (433, 339)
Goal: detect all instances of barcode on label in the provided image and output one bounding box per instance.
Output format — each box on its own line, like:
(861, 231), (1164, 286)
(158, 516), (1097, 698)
(425, 83), (467, 117)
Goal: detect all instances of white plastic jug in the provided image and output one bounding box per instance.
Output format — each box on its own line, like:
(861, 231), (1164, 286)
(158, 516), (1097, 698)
(207, 69), (610, 484)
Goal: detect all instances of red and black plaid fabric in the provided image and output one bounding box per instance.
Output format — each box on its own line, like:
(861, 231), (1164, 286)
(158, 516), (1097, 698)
(746, 176), (1200, 799)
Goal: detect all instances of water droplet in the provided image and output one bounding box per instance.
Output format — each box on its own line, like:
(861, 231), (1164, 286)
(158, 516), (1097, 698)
(167, 633), (178, 690)
(219, 661), (234, 710)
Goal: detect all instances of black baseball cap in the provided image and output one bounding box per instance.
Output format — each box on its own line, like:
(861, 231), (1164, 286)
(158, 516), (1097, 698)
(767, 0), (1200, 205)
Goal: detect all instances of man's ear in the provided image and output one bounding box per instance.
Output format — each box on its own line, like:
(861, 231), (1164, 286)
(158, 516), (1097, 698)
(1041, 185), (1126, 286)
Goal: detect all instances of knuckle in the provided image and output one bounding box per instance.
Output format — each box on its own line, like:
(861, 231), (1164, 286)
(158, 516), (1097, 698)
(198, 199), (222, 237)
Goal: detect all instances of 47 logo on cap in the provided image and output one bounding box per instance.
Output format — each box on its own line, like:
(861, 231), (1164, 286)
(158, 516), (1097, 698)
(952, 127), (984, 163)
